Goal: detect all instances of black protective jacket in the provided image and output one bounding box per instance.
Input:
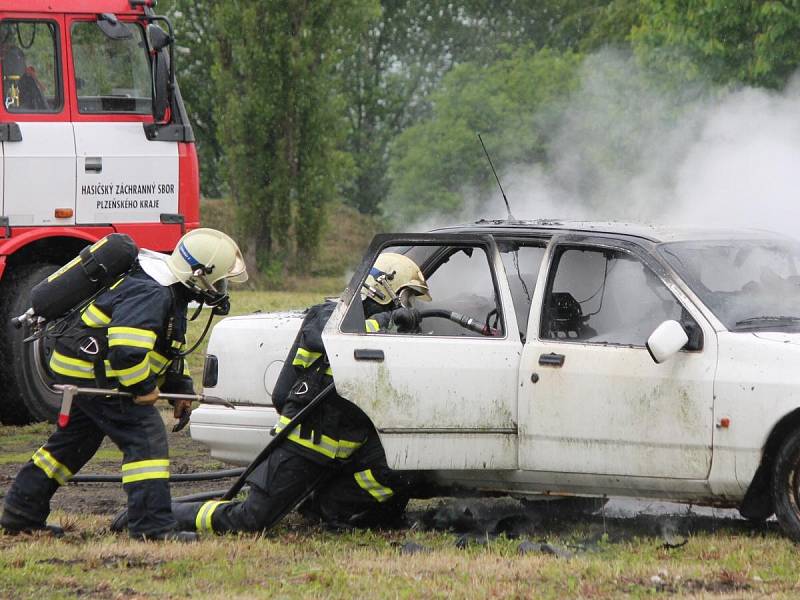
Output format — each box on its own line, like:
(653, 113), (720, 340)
(48, 265), (194, 396)
(272, 301), (388, 465)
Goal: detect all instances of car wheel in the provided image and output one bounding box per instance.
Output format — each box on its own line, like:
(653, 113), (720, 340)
(0, 264), (61, 424)
(771, 429), (800, 542)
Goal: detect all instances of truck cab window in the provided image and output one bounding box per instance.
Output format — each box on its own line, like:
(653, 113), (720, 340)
(542, 247), (693, 346)
(71, 21), (151, 114)
(1, 21), (61, 113)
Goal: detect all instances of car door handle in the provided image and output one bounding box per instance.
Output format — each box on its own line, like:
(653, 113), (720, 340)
(538, 353), (565, 367)
(354, 349), (384, 362)
(85, 157), (102, 173)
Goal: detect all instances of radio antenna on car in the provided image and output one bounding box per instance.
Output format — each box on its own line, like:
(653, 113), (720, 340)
(478, 133), (516, 221)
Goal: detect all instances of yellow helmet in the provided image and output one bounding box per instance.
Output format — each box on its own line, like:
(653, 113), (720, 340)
(361, 252), (431, 306)
(167, 228), (248, 295)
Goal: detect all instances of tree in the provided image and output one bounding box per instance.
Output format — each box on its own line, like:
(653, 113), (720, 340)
(341, 1), (619, 216)
(162, 0), (226, 197)
(632, 0), (800, 90)
(212, 0), (378, 275)
(386, 48), (583, 223)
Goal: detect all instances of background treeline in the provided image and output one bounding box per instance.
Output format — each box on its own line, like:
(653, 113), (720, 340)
(163, 0), (800, 283)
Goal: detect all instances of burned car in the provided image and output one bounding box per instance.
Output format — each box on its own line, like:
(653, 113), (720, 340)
(191, 220), (800, 541)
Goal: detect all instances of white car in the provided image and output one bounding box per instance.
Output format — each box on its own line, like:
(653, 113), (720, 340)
(191, 220), (800, 540)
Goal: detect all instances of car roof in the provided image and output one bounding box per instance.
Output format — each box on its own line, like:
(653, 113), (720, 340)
(432, 219), (786, 245)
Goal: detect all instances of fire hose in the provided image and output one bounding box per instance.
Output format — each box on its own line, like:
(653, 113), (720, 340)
(418, 309), (499, 336)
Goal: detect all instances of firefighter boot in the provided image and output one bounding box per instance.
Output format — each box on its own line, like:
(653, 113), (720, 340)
(0, 508), (64, 537)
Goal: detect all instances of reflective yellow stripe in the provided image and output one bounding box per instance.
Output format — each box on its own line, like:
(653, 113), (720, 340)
(148, 350), (171, 374)
(32, 447), (73, 485)
(325, 366), (333, 376)
(108, 326), (157, 350)
(121, 459), (169, 484)
(47, 238), (110, 282)
(292, 347), (322, 369)
(195, 500), (231, 533)
(275, 415), (362, 459)
(365, 319), (380, 333)
(182, 362), (191, 376)
(49, 351), (95, 379)
(81, 303), (111, 328)
(47, 256), (81, 282)
(109, 276), (126, 290)
(115, 357), (151, 386)
(354, 469), (394, 502)
(171, 340), (185, 350)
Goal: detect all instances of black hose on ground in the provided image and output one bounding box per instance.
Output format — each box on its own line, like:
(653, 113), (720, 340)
(70, 468), (245, 484)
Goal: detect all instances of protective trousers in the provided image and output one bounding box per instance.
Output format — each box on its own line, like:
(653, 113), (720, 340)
(2, 395), (176, 538)
(173, 445), (331, 534)
(173, 434), (412, 535)
(310, 432), (412, 528)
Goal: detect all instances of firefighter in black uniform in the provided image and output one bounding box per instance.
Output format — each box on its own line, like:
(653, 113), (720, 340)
(0, 229), (247, 540)
(172, 253), (430, 534)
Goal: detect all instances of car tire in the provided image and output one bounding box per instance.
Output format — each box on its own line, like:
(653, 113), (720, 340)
(771, 429), (800, 542)
(0, 264), (61, 424)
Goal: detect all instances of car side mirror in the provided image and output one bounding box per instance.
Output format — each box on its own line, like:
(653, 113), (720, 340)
(148, 25), (172, 122)
(646, 320), (689, 364)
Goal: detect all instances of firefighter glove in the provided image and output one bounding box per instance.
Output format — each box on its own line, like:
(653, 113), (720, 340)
(391, 306), (421, 333)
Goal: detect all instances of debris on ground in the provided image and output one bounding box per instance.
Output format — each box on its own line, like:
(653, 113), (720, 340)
(517, 540), (573, 559)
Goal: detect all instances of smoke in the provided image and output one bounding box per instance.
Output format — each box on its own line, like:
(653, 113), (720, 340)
(427, 50), (800, 238)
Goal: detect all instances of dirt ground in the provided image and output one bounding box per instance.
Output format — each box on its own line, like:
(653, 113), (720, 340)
(0, 411), (778, 541)
(0, 410), (230, 521)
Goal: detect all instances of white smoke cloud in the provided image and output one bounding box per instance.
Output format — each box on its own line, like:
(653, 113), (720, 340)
(437, 50), (800, 239)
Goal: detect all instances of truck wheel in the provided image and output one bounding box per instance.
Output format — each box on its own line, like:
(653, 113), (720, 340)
(0, 264), (61, 424)
(771, 429), (800, 542)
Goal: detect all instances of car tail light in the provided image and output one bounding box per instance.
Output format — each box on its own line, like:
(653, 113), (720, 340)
(203, 354), (218, 388)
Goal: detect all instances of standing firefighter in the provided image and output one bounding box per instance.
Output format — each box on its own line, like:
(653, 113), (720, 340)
(172, 253), (428, 534)
(0, 229), (247, 541)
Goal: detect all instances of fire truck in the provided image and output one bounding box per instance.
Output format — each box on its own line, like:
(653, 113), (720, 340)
(0, 0), (199, 424)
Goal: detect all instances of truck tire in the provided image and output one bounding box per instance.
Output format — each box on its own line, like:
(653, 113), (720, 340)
(0, 264), (61, 424)
(771, 429), (800, 543)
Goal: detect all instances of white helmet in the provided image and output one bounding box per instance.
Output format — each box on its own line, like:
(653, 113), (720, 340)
(167, 228), (248, 297)
(361, 252), (431, 306)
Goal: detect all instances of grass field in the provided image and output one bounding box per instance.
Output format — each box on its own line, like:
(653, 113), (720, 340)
(3, 290), (800, 598)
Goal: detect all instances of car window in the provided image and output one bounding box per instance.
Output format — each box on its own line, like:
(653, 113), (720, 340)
(343, 244), (505, 337)
(71, 21), (151, 114)
(541, 246), (689, 346)
(660, 239), (800, 331)
(498, 244), (545, 337)
(1, 20), (62, 113)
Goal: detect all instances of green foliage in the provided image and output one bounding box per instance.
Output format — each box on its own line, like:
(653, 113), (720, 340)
(386, 48), (583, 223)
(341, 1), (617, 216)
(632, 0), (800, 90)
(211, 0), (377, 276)
(164, 0), (226, 197)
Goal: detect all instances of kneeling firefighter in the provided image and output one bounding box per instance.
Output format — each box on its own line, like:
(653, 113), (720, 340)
(0, 229), (247, 541)
(173, 253), (429, 534)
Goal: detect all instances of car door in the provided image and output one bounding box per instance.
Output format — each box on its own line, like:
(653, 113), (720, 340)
(323, 233), (522, 471)
(67, 16), (179, 225)
(1, 15), (75, 226)
(519, 236), (717, 480)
